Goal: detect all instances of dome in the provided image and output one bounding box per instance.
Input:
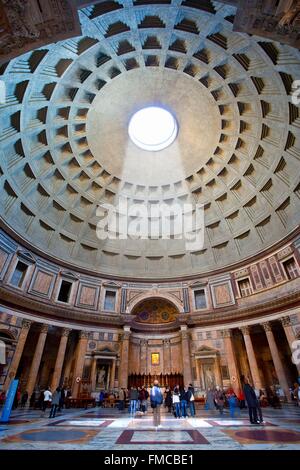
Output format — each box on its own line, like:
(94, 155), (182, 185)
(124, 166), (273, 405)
(0, 1), (300, 279)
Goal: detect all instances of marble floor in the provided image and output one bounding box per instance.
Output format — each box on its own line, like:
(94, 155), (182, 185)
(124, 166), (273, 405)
(0, 405), (300, 450)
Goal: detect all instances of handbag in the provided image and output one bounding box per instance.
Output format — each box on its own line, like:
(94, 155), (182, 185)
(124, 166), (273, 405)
(190, 393), (195, 402)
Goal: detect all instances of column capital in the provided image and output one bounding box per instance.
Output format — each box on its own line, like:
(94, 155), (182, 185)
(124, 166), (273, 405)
(122, 332), (130, 341)
(40, 324), (48, 334)
(281, 316), (292, 327)
(240, 325), (251, 336)
(262, 322), (272, 332)
(220, 329), (232, 338)
(140, 339), (147, 346)
(61, 328), (71, 337)
(163, 339), (171, 346)
(21, 319), (32, 330)
(79, 330), (89, 340)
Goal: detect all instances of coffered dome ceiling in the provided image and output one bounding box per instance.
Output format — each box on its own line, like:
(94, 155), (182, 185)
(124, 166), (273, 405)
(0, 1), (300, 278)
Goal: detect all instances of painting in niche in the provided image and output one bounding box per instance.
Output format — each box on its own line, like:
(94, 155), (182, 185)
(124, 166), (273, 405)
(151, 353), (160, 366)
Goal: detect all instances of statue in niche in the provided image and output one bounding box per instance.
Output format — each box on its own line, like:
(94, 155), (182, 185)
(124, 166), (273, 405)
(204, 365), (215, 390)
(96, 366), (107, 388)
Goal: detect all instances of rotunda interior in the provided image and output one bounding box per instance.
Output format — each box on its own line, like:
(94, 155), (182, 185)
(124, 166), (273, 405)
(0, 0), (300, 451)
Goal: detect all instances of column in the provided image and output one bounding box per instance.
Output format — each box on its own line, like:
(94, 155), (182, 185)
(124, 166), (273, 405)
(26, 324), (48, 397)
(221, 329), (241, 393)
(140, 339), (147, 375)
(72, 330), (89, 397)
(281, 316), (300, 374)
(262, 322), (291, 401)
(180, 325), (193, 385)
(50, 328), (71, 391)
(119, 326), (130, 388)
(195, 358), (201, 387)
(240, 326), (264, 390)
(90, 356), (97, 391)
(163, 339), (171, 374)
(110, 358), (116, 389)
(3, 319), (32, 391)
(214, 355), (223, 387)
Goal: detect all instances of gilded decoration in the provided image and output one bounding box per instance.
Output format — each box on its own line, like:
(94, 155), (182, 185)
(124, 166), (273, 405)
(132, 299), (178, 324)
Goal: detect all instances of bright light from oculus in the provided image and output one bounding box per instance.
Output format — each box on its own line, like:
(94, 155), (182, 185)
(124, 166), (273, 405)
(128, 106), (178, 151)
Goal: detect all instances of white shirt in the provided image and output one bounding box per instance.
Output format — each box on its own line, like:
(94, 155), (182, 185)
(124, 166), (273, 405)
(44, 390), (52, 401)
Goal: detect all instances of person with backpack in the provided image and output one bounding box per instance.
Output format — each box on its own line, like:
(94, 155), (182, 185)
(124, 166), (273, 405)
(150, 380), (163, 428)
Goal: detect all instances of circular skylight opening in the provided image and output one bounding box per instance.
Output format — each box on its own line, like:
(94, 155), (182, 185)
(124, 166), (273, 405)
(128, 106), (178, 151)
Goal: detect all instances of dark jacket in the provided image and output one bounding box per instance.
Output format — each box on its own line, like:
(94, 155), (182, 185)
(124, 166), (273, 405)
(129, 389), (138, 400)
(243, 383), (258, 407)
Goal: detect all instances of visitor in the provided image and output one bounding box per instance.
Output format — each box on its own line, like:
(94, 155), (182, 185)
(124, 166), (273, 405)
(99, 390), (105, 407)
(180, 386), (189, 418)
(118, 388), (126, 411)
(205, 388), (215, 410)
(214, 386), (225, 415)
(38, 390), (44, 409)
(188, 383), (195, 417)
(49, 387), (61, 418)
(140, 386), (148, 413)
(129, 386), (138, 417)
(20, 390), (28, 408)
(237, 388), (246, 409)
(259, 389), (268, 407)
(58, 386), (66, 411)
(164, 386), (172, 413)
(172, 387), (181, 418)
(42, 386), (52, 412)
(228, 393), (240, 419)
(150, 380), (163, 428)
(0, 391), (6, 406)
(29, 391), (36, 408)
(13, 388), (21, 409)
(242, 376), (263, 424)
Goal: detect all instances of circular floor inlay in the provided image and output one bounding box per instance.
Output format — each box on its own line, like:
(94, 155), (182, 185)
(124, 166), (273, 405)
(128, 106), (178, 151)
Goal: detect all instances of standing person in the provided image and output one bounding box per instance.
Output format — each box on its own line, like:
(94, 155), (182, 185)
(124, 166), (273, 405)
(228, 393), (240, 419)
(29, 391), (36, 408)
(172, 387), (181, 418)
(164, 387), (172, 413)
(205, 388), (215, 410)
(150, 380), (163, 428)
(188, 384), (195, 417)
(20, 391), (28, 408)
(140, 386), (148, 413)
(214, 386), (225, 415)
(118, 388), (126, 411)
(42, 386), (52, 412)
(129, 386), (138, 417)
(237, 388), (246, 409)
(180, 386), (189, 418)
(242, 376), (260, 424)
(58, 387), (65, 412)
(49, 387), (61, 418)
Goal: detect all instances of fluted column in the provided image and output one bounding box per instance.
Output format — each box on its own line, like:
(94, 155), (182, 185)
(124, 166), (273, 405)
(281, 316), (300, 374)
(221, 329), (241, 393)
(140, 339), (147, 374)
(3, 319), (32, 391)
(214, 355), (223, 388)
(163, 339), (171, 374)
(180, 325), (193, 386)
(240, 326), (263, 390)
(90, 356), (97, 391)
(72, 330), (89, 397)
(119, 327), (131, 388)
(26, 324), (48, 397)
(50, 328), (71, 391)
(262, 322), (291, 401)
(110, 358), (116, 389)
